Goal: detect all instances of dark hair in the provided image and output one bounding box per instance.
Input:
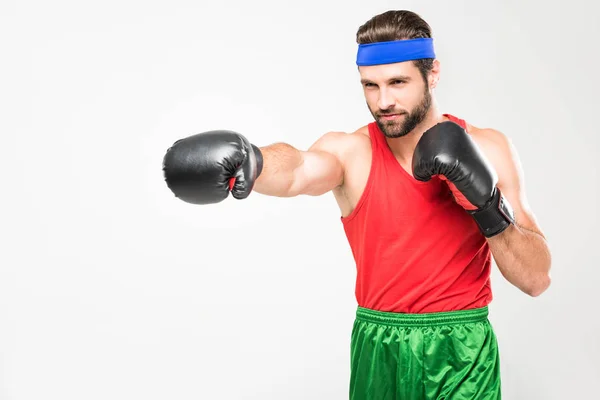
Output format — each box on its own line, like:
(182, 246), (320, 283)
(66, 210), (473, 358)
(356, 10), (434, 82)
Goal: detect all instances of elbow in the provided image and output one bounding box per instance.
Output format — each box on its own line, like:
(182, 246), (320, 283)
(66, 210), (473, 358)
(526, 273), (551, 297)
(525, 251), (553, 297)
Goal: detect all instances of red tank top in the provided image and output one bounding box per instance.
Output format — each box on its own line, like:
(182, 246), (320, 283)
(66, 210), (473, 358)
(341, 114), (493, 313)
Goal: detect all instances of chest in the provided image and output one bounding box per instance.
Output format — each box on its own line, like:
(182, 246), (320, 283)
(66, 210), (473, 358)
(334, 137), (450, 218)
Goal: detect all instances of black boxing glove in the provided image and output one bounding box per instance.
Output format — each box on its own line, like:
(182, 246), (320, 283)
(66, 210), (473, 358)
(162, 130), (263, 205)
(412, 121), (515, 237)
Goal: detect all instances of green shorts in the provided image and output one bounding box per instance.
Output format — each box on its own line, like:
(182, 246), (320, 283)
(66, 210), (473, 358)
(350, 306), (501, 400)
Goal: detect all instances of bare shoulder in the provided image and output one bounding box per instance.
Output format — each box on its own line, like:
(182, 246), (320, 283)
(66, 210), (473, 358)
(309, 125), (371, 160)
(465, 122), (517, 173)
(466, 122), (512, 151)
(465, 122), (520, 188)
(311, 125), (370, 146)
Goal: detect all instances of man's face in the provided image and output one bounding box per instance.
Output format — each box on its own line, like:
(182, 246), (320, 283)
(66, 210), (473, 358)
(360, 61), (432, 138)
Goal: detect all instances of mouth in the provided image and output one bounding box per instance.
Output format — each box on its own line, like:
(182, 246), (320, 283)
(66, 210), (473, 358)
(379, 113), (405, 121)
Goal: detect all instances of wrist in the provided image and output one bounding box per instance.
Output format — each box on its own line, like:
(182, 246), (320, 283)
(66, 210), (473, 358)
(468, 187), (515, 238)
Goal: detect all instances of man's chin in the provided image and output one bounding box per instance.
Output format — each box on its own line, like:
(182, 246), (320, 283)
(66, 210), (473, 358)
(384, 130), (410, 138)
(377, 120), (409, 138)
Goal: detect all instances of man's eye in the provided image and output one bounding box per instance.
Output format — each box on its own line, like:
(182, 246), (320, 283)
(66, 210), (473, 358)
(393, 80), (406, 85)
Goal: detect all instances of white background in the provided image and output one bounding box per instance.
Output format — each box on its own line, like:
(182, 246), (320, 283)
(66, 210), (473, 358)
(1, 0), (598, 398)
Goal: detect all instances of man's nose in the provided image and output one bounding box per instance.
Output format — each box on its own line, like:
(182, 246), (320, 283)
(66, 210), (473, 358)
(377, 88), (394, 111)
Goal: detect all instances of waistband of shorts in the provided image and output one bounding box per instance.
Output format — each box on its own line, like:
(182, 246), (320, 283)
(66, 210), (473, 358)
(355, 306), (489, 327)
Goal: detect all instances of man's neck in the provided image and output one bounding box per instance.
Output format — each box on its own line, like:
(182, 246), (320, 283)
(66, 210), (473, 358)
(385, 108), (447, 162)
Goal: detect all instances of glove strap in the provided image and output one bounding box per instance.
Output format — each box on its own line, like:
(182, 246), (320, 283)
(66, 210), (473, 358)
(468, 188), (515, 237)
(251, 144), (264, 177)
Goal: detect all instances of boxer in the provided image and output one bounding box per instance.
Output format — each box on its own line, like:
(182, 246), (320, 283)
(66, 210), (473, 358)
(163, 9), (551, 400)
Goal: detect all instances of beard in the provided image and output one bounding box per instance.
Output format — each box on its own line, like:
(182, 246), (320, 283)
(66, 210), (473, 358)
(371, 86), (432, 138)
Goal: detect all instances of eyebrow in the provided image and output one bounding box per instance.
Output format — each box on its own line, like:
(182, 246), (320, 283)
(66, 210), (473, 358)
(361, 75), (412, 85)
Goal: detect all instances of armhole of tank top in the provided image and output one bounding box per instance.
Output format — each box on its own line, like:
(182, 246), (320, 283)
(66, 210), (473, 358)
(341, 124), (378, 224)
(443, 113), (469, 132)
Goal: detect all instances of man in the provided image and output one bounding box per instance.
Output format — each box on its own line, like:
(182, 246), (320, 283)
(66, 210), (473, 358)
(162, 9), (551, 400)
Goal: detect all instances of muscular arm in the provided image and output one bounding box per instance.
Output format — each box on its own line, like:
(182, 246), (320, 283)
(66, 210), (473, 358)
(253, 132), (346, 197)
(481, 130), (552, 297)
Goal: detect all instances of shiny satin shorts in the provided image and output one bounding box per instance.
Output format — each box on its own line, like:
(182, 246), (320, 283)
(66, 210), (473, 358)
(350, 306), (501, 400)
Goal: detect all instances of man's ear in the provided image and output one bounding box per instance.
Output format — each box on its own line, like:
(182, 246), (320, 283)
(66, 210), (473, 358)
(430, 59), (441, 89)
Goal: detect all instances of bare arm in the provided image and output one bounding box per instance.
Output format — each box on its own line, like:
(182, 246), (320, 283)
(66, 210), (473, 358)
(482, 130), (552, 297)
(253, 132), (346, 197)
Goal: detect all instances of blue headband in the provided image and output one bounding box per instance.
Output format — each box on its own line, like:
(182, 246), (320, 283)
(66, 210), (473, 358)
(356, 38), (435, 66)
